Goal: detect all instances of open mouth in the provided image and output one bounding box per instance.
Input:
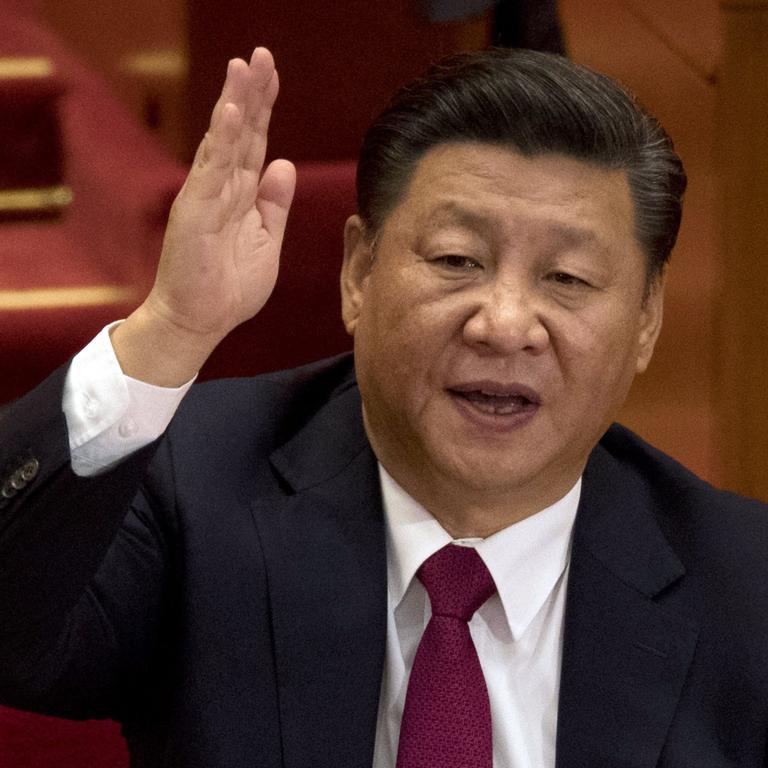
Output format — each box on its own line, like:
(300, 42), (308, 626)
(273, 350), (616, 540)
(447, 381), (542, 421)
(450, 389), (538, 416)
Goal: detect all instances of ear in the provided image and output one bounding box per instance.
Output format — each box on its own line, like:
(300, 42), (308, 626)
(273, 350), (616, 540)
(341, 215), (375, 336)
(635, 275), (665, 373)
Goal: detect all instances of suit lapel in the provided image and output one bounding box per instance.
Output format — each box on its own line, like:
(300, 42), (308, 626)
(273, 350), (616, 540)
(556, 441), (701, 768)
(251, 384), (387, 768)
(250, 373), (703, 768)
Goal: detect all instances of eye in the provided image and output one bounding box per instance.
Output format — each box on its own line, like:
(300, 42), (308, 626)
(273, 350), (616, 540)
(432, 255), (483, 271)
(549, 271), (590, 287)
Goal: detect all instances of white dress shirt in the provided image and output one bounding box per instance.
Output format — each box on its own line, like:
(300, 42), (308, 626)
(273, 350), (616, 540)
(63, 323), (193, 477)
(374, 466), (579, 768)
(62, 328), (580, 767)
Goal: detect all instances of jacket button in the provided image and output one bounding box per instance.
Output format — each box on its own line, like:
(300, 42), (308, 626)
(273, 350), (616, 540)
(1, 481), (17, 499)
(10, 471), (26, 490)
(20, 459), (39, 482)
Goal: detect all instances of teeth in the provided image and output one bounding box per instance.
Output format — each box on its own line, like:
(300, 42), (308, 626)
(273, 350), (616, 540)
(460, 390), (531, 415)
(473, 400), (523, 415)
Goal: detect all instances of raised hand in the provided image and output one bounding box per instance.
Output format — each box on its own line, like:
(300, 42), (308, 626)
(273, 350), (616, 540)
(113, 48), (296, 386)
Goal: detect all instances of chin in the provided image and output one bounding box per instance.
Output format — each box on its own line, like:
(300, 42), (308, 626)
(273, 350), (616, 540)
(435, 452), (539, 494)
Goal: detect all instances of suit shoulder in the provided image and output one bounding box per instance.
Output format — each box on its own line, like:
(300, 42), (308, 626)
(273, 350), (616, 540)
(599, 423), (768, 567)
(600, 423), (767, 513)
(167, 352), (357, 450)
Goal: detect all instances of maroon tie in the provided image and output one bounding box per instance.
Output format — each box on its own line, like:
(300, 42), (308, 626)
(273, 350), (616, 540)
(396, 543), (497, 768)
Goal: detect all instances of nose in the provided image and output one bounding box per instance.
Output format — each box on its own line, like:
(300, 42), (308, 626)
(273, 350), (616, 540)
(461, 280), (549, 355)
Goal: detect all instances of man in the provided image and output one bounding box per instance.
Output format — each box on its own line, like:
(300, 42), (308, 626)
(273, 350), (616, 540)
(1, 47), (767, 767)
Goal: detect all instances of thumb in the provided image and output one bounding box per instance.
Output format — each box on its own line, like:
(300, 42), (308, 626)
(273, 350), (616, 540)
(257, 159), (297, 246)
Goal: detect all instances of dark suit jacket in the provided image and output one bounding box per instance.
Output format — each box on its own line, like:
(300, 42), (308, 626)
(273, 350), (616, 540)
(1, 354), (767, 767)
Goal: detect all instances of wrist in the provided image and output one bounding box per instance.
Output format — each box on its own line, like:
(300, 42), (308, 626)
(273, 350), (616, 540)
(111, 303), (223, 387)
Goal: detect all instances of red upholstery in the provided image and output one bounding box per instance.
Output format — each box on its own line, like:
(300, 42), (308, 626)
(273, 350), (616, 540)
(1, 159), (356, 405)
(1, 12), (356, 765)
(1, 10), (357, 408)
(0, 76), (67, 219)
(0, 6), (184, 761)
(0, 5), (184, 408)
(0, 709), (128, 768)
(187, 0), (459, 162)
(200, 160), (356, 381)
(0, 3), (187, 407)
(1, 3), (357, 763)
(0, 169), (357, 766)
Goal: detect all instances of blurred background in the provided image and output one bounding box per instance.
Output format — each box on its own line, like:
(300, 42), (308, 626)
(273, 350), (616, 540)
(0, 1), (766, 764)
(3, 0), (767, 493)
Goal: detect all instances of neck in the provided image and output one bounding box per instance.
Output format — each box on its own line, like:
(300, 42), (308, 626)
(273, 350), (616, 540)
(380, 463), (581, 539)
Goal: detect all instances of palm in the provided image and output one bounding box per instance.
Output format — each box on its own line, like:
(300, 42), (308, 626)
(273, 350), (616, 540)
(149, 49), (296, 341)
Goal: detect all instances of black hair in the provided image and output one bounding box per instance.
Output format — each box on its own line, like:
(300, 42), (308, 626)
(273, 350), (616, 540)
(357, 48), (686, 280)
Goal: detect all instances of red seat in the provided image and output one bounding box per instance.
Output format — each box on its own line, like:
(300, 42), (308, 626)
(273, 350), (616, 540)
(0, 5), (185, 407)
(1, 159), (356, 405)
(0, 162), (356, 766)
(1, 3), (357, 762)
(1, 15), (356, 767)
(200, 159), (356, 381)
(0, 708), (128, 768)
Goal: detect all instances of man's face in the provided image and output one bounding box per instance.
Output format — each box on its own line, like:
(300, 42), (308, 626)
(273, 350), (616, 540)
(342, 143), (663, 522)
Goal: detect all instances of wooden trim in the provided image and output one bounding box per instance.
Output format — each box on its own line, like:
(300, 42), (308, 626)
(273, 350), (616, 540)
(0, 286), (137, 311)
(622, 0), (719, 84)
(714, 0), (768, 499)
(120, 49), (187, 79)
(0, 186), (73, 213)
(720, 1), (768, 9)
(0, 57), (53, 79)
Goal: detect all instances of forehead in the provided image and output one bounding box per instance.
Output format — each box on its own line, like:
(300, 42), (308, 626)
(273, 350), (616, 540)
(381, 142), (637, 249)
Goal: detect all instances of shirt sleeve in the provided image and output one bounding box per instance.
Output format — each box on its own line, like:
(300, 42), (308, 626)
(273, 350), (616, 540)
(62, 322), (195, 477)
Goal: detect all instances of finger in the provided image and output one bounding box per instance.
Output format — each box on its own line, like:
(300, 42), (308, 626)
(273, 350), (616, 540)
(183, 102), (243, 201)
(226, 51), (272, 123)
(256, 159), (296, 246)
(249, 46), (276, 86)
(239, 51), (279, 172)
(242, 69), (279, 172)
(209, 58), (252, 131)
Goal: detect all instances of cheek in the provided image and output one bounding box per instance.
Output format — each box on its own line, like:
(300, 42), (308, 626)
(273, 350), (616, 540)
(549, 307), (642, 391)
(364, 274), (464, 358)
(355, 298), (467, 426)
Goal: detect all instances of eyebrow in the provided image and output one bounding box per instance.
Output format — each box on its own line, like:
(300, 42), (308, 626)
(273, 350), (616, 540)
(422, 201), (494, 232)
(422, 201), (599, 249)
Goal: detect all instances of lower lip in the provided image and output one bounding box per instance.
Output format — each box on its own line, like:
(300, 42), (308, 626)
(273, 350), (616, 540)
(448, 391), (539, 434)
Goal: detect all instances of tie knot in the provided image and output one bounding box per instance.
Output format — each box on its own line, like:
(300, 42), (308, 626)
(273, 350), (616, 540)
(417, 544), (496, 621)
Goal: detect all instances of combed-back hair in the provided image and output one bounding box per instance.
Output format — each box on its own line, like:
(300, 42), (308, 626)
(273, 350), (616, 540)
(357, 48), (687, 280)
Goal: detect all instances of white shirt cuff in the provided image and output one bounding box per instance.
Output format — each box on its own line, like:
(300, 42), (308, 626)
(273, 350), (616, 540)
(62, 322), (194, 477)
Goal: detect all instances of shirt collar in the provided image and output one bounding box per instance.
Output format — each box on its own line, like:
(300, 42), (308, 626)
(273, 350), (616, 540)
(379, 464), (581, 640)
